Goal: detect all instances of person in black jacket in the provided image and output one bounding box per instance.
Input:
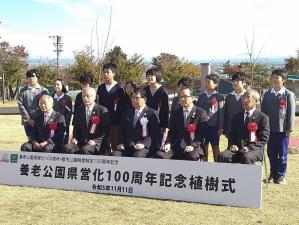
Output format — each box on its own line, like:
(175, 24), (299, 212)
(52, 79), (72, 144)
(144, 67), (169, 148)
(96, 63), (125, 155)
(219, 89), (270, 164)
(156, 87), (208, 161)
(74, 74), (98, 121)
(113, 87), (160, 157)
(63, 87), (110, 155)
(21, 95), (65, 153)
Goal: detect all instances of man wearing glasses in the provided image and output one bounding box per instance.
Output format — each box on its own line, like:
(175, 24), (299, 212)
(156, 87), (208, 160)
(219, 89), (270, 164)
(113, 87), (160, 158)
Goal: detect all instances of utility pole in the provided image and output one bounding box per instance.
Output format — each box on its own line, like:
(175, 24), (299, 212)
(49, 35), (63, 70)
(1, 73), (5, 104)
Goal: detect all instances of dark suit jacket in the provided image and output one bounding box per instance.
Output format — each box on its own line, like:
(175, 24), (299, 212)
(31, 111), (65, 146)
(73, 91), (99, 125)
(73, 103), (110, 150)
(228, 109), (270, 157)
(118, 106), (160, 157)
(167, 105), (209, 154)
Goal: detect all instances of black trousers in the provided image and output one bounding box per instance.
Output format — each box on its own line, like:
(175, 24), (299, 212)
(156, 148), (200, 161)
(112, 147), (149, 158)
(218, 150), (262, 164)
(62, 143), (98, 155)
(21, 142), (54, 153)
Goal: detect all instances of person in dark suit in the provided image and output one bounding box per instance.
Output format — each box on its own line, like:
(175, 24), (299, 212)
(156, 87), (209, 161)
(73, 74), (99, 122)
(63, 87), (110, 155)
(113, 87), (160, 158)
(219, 89), (270, 164)
(20, 95), (65, 153)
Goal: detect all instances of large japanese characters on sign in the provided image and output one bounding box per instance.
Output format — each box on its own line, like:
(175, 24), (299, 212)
(0, 151), (263, 208)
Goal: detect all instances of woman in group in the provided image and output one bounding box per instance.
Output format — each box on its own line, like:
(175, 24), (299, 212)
(144, 67), (169, 152)
(52, 79), (72, 144)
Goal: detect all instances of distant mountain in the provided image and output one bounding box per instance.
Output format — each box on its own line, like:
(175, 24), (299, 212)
(27, 56), (286, 67)
(28, 57), (75, 66)
(191, 56), (285, 66)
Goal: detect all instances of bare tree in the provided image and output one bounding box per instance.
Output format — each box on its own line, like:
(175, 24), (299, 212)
(244, 28), (267, 82)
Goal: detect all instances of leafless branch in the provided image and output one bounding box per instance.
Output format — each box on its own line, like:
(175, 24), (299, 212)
(102, 6), (112, 60)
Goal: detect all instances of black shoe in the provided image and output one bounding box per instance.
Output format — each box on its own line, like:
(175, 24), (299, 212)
(268, 173), (276, 184)
(275, 175), (286, 184)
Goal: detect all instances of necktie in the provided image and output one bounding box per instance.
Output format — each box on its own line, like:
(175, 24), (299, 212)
(184, 110), (189, 125)
(44, 114), (49, 126)
(86, 109), (91, 125)
(244, 111), (250, 127)
(133, 111), (139, 126)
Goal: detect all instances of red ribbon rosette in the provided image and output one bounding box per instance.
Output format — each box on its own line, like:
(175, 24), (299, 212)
(280, 99), (286, 108)
(247, 122), (258, 142)
(49, 122), (57, 138)
(187, 124), (197, 141)
(90, 116), (101, 134)
(210, 98), (217, 113)
(210, 98), (217, 106)
(113, 98), (120, 111)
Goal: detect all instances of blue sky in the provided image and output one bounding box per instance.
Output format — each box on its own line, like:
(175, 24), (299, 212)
(1, 0), (299, 61)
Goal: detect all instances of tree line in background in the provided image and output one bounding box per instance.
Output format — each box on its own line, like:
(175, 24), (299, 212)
(1, 39), (299, 100)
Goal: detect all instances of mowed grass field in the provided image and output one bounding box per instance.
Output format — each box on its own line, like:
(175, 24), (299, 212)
(0, 115), (299, 225)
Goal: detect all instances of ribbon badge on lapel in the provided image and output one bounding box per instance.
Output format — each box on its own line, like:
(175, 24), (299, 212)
(113, 97), (120, 111)
(49, 121), (57, 138)
(247, 121), (258, 142)
(140, 116), (149, 137)
(187, 124), (196, 142)
(279, 98), (287, 116)
(210, 98), (217, 114)
(90, 116), (101, 134)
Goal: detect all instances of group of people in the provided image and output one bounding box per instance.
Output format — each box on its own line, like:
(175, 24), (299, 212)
(18, 63), (296, 185)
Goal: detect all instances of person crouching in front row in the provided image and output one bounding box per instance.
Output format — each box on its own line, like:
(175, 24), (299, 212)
(113, 87), (160, 158)
(156, 87), (209, 161)
(218, 89), (270, 164)
(20, 95), (66, 153)
(63, 87), (110, 155)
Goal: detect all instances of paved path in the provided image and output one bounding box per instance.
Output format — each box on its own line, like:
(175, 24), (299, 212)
(0, 107), (19, 115)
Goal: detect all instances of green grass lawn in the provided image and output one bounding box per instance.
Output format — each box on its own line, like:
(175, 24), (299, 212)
(0, 115), (299, 225)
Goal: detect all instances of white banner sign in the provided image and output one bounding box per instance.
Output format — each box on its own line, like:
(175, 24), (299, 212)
(0, 151), (262, 208)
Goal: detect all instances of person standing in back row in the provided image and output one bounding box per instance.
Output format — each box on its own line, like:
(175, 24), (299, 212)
(96, 63), (125, 155)
(52, 79), (72, 144)
(223, 72), (246, 140)
(144, 67), (169, 149)
(18, 69), (49, 140)
(261, 69), (296, 184)
(196, 74), (224, 162)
